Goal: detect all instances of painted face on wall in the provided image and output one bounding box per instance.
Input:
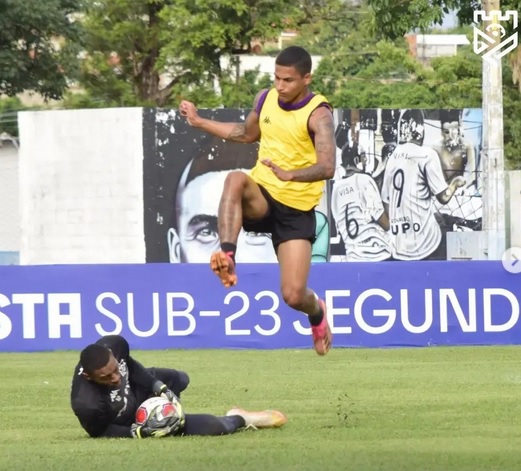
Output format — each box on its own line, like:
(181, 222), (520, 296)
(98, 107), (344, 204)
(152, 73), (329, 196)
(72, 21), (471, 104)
(441, 121), (462, 149)
(168, 170), (277, 263)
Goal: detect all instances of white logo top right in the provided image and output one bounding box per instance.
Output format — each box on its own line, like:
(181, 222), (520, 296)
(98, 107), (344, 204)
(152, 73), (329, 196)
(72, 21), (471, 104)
(473, 10), (518, 59)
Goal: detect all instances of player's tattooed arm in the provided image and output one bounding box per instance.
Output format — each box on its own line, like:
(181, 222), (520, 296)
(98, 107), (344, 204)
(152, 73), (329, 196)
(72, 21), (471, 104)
(226, 90), (263, 143)
(179, 90), (263, 143)
(288, 105), (336, 182)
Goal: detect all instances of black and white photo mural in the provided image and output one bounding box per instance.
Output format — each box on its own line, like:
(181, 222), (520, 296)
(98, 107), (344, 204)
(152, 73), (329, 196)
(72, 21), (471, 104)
(143, 107), (483, 263)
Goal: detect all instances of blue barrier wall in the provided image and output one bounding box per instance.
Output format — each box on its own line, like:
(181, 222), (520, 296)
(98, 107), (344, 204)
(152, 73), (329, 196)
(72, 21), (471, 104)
(0, 261), (519, 352)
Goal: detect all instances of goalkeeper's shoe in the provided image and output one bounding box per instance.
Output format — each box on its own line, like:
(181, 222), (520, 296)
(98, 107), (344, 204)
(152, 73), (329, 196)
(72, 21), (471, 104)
(210, 251), (237, 288)
(226, 408), (287, 429)
(311, 299), (332, 356)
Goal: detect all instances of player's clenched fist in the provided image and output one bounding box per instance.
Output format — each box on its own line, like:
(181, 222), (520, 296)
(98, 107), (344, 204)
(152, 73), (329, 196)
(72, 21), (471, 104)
(179, 100), (200, 127)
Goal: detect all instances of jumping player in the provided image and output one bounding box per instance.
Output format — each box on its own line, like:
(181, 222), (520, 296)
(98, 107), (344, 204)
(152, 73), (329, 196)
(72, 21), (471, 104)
(179, 46), (336, 356)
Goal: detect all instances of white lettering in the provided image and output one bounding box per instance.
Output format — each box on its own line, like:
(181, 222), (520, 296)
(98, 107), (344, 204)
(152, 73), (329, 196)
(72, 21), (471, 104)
(293, 316), (311, 336)
(440, 289), (476, 333)
(12, 293), (45, 339)
(127, 293), (160, 337)
(47, 293), (82, 339)
(0, 293), (12, 340)
(167, 293), (196, 336)
(400, 289), (433, 334)
(95, 293), (124, 335)
(254, 291), (281, 336)
(354, 289), (395, 334)
(483, 288), (520, 332)
(325, 290), (351, 334)
(224, 291), (250, 335)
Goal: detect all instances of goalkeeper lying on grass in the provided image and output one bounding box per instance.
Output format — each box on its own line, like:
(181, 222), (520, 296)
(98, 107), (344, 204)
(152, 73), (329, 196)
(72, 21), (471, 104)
(70, 335), (286, 438)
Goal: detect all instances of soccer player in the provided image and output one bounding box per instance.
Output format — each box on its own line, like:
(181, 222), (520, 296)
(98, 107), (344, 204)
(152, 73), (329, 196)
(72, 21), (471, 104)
(166, 135), (330, 263)
(331, 143), (391, 261)
(178, 46), (336, 355)
(381, 109), (465, 260)
(70, 335), (286, 438)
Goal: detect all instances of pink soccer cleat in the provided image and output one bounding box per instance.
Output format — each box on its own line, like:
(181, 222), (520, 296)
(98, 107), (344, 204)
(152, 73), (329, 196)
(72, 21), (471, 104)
(311, 299), (332, 356)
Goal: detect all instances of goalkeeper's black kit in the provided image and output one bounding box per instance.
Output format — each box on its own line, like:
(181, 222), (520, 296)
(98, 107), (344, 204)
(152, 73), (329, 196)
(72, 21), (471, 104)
(70, 335), (245, 438)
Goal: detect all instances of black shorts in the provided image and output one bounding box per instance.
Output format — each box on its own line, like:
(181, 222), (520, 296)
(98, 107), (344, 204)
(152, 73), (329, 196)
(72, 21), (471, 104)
(242, 185), (316, 249)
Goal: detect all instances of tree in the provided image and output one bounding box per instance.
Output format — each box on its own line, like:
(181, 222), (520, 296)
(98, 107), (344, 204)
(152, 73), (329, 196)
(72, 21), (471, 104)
(366, 0), (521, 91)
(77, 0), (343, 107)
(295, 1), (521, 167)
(0, 0), (82, 100)
(78, 0), (174, 107)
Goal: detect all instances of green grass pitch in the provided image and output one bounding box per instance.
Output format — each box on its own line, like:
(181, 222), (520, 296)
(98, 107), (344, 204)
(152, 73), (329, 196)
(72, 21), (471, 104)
(1, 346), (521, 471)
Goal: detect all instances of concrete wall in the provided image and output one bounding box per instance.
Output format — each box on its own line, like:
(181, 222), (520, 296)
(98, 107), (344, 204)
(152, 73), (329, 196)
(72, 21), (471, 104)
(2, 107), (516, 264)
(508, 170), (521, 249)
(0, 139), (20, 264)
(17, 108), (145, 264)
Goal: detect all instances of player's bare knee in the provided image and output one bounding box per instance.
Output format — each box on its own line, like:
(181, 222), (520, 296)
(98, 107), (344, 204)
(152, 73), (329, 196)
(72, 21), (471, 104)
(281, 286), (306, 311)
(223, 171), (248, 194)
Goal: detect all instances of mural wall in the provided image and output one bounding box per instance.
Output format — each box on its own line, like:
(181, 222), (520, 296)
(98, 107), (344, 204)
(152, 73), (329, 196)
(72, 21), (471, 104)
(143, 107), (483, 263)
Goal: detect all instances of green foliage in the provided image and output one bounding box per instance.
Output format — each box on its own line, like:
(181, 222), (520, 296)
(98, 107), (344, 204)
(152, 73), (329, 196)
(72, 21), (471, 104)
(503, 63), (521, 169)
(330, 80), (437, 108)
(306, 6), (520, 167)
(156, 0), (330, 83)
(0, 97), (23, 136)
(0, 97), (42, 136)
(78, 0), (333, 106)
(0, 0), (83, 100)
(79, 0), (171, 106)
(365, 0), (479, 40)
(220, 69), (272, 108)
(366, 0), (521, 39)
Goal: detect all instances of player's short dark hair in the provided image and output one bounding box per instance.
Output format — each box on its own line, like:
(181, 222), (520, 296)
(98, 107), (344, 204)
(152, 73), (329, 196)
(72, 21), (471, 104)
(80, 344), (111, 374)
(275, 46), (312, 76)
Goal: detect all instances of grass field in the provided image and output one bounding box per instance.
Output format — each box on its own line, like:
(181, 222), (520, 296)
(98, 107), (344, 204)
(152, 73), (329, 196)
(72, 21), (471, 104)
(1, 346), (521, 471)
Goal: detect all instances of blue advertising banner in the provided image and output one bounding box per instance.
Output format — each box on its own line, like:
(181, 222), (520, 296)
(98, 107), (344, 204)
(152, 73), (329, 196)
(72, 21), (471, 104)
(0, 261), (519, 352)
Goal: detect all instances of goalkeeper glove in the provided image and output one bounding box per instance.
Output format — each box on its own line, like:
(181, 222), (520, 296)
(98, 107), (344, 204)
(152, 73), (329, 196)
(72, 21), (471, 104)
(130, 414), (181, 439)
(152, 380), (176, 402)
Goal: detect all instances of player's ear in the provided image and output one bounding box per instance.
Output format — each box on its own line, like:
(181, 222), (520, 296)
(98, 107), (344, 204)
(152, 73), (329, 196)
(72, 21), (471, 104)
(82, 371), (92, 381)
(167, 228), (181, 263)
(304, 73), (312, 86)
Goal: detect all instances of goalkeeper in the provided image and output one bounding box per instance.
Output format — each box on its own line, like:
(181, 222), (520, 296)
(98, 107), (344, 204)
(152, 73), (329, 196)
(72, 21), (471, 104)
(70, 335), (286, 438)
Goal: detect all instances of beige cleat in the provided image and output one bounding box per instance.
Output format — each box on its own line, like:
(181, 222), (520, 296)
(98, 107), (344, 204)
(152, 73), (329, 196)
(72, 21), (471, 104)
(226, 408), (287, 429)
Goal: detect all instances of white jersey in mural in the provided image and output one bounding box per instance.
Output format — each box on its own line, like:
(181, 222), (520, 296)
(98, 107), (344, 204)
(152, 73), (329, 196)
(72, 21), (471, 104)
(331, 172), (391, 261)
(381, 142), (448, 260)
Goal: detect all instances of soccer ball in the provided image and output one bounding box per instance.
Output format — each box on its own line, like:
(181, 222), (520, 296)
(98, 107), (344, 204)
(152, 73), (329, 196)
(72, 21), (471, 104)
(135, 396), (184, 429)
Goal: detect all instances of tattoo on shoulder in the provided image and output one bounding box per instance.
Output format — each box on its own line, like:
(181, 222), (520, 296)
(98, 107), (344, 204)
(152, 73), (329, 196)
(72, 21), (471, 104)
(316, 114), (335, 133)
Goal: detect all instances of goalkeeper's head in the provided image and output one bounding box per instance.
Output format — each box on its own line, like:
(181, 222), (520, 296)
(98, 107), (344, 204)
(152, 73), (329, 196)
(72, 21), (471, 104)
(79, 343), (121, 388)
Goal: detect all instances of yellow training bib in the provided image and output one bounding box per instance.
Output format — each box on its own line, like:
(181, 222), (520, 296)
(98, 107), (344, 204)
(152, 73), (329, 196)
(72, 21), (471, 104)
(249, 88), (330, 211)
